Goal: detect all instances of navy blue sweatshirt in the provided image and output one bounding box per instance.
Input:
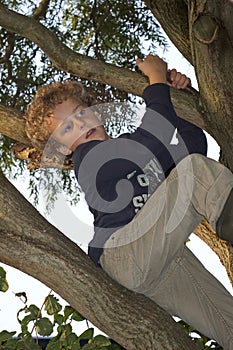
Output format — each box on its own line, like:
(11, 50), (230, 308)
(73, 83), (207, 265)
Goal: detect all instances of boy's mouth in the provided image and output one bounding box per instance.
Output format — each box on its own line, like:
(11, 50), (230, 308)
(86, 128), (96, 139)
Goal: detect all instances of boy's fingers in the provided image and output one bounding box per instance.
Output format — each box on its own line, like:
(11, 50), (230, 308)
(175, 74), (186, 87)
(170, 71), (191, 89)
(136, 57), (143, 65)
(176, 75), (191, 89)
(169, 69), (177, 82)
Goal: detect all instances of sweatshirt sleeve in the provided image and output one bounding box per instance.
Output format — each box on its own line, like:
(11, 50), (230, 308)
(142, 83), (177, 126)
(140, 83), (207, 156)
(139, 83), (180, 147)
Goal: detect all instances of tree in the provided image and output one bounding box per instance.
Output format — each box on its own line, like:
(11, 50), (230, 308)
(0, 1), (232, 349)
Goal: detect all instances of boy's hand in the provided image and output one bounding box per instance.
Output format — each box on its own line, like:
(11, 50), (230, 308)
(136, 55), (167, 85)
(167, 68), (191, 89)
(136, 54), (191, 89)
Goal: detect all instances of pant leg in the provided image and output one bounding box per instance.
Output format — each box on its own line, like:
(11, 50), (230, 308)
(146, 246), (233, 350)
(100, 154), (233, 345)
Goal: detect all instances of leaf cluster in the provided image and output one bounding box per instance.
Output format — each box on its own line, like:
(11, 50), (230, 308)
(0, 282), (123, 349)
(177, 319), (223, 350)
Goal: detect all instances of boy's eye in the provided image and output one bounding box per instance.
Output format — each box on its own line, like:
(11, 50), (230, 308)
(75, 109), (86, 118)
(62, 121), (73, 134)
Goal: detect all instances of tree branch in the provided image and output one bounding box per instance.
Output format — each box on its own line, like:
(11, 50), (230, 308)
(144, 0), (192, 64)
(33, 0), (51, 20)
(188, 0), (233, 169)
(0, 171), (199, 350)
(194, 218), (233, 287)
(0, 32), (15, 64)
(0, 104), (28, 144)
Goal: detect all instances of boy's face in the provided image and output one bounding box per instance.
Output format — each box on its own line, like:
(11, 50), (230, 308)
(50, 99), (109, 153)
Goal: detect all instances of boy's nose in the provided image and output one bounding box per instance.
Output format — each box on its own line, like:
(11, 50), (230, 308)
(72, 115), (86, 129)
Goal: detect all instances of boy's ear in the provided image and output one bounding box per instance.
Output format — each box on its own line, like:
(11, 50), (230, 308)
(56, 144), (72, 155)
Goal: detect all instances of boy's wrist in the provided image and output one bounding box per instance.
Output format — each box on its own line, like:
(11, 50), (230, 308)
(148, 73), (167, 85)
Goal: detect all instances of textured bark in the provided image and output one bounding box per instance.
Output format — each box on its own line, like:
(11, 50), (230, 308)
(188, 0), (233, 169)
(194, 219), (233, 287)
(144, 0), (192, 63)
(0, 172), (199, 350)
(0, 104), (28, 144)
(33, 0), (51, 20)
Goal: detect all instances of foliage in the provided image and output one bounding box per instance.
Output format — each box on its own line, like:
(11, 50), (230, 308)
(0, 266), (123, 349)
(177, 320), (223, 350)
(0, 266), (8, 292)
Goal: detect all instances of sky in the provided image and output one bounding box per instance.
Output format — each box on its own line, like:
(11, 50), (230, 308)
(0, 36), (232, 338)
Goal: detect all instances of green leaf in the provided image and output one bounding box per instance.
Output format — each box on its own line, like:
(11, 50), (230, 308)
(59, 324), (73, 341)
(0, 330), (16, 342)
(64, 305), (74, 321)
(45, 295), (62, 315)
(81, 344), (95, 350)
(63, 306), (85, 322)
(46, 340), (62, 350)
(36, 317), (53, 336)
(93, 335), (111, 347)
(0, 266), (9, 292)
(70, 340), (81, 350)
(20, 304), (40, 331)
(22, 336), (42, 350)
(1, 337), (18, 350)
(15, 292), (27, 304)
(28, 304), (40, 318)
(54, 313), (64, 325)
(78, 328), (94, 341)
(72, 310), (85, 322)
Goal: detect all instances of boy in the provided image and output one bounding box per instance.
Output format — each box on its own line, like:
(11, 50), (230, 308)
(26, 55), (233, 349)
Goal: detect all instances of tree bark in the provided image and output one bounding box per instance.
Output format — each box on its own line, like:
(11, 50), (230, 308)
(144, 0), (192, 63)
(194, 218), (233, 286)
(0, 104), (28, 144)
(187, 0), (233, 169)
(0, 171), (199, 350)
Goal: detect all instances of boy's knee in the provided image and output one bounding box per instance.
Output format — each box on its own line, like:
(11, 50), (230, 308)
(177, 153), (208, 173)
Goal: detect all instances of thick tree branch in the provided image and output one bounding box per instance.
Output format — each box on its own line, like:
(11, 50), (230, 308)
(194, 218), (233, 287)
(144, 0), (192, 64)
(0, 171), (199, 350)
(0, 4), (205, 130)
(0, 104), (28, 144)
(188, 0), (233, 169)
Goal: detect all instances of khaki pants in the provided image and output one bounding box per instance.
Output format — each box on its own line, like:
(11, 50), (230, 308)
(100, 154), (233, 350)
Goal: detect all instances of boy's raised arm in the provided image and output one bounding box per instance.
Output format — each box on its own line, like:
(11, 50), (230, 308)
(136, 54), (191, 89)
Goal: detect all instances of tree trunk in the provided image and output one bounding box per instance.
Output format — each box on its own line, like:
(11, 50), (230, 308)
(145, 0), (233, 170)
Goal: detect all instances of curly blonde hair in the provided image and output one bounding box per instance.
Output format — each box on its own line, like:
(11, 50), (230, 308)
(25, 80), (96, 150)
